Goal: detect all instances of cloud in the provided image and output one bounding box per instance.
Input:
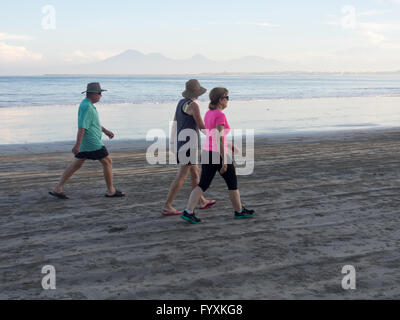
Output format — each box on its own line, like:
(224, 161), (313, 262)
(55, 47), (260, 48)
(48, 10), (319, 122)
(358, 10), (386, 17)
(358, 21), (400, 32)
(360, 30), (386, 45)
(0, 42), (42, 63)
(0, 32), (33, 41)
(376, 0), (400, 4)
(323, 6), (400, 70)
(325, 9), (400, 46)
(254, 22), (280, 28)
(236, 22), (280, 28)
(0, 32), (41, 64)
(65, 50), (120, 63)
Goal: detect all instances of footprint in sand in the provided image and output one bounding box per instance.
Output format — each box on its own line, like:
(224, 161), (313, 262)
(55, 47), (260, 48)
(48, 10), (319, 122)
(108, 226), (128, 233)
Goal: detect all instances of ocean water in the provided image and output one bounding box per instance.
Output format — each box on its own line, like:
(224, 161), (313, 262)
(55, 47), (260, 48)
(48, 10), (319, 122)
(0, 74), (399, 145)
(0, 74), (399, 107)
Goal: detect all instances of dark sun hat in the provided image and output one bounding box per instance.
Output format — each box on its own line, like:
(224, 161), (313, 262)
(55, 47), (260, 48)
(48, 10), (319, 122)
(182, 79), (207, 99)
(81, 82), (107, 94)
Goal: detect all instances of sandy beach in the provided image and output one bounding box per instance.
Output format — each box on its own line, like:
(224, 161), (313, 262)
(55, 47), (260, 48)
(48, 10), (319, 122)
(1, 128), (400, 300)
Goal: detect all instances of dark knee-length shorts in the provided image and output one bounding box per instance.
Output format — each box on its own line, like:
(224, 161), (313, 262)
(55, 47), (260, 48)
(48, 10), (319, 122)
(75, 146), (109, 161)
(198, 151), (238, 192)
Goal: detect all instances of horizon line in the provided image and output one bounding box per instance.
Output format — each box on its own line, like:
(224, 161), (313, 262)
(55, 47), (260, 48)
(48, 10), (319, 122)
(1, 70), (400, 77)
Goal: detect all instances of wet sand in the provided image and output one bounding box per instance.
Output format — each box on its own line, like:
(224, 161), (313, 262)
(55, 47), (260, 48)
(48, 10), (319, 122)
(1, 129), (400, 300)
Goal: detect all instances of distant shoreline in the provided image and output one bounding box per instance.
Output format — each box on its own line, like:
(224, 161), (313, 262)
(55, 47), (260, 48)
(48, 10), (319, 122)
(1, 71), (400, 77)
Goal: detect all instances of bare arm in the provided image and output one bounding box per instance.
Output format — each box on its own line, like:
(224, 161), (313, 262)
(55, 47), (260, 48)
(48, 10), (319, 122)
(171, 112), (177, 140)
(216, 124), (227, 171)
(72, 128), (85, 155)
(170, 112), (177, 152)
(190, 102), (206, 131)
(228, 142), (239, 154)
(102, 126), (114, 139)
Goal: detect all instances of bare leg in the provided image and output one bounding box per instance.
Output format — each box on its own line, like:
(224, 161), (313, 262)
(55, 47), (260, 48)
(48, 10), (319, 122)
(229, 190), (243, 212)
(186, 186), (204, 212)
(163, 165), (191, 212)
(189, 166), (215, 207)
(99, 156), (120, 196)
(53, 158), (86, 193)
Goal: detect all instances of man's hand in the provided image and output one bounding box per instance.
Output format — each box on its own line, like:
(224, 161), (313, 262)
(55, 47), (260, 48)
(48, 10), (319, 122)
(72, 145), (80, 155)
(104, 129), (115, 139)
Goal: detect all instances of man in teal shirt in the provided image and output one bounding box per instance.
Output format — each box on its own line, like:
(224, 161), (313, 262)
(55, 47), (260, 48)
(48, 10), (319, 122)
(77, 97), (105, 153)
(50, 83), (125, 199)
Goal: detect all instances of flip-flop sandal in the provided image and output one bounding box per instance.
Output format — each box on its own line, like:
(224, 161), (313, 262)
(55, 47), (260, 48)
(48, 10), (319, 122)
(105, 190), (126, 198)
(200, 200), (217, 210)
(162, 210), (182, 216)
(49, 191), (70, 200)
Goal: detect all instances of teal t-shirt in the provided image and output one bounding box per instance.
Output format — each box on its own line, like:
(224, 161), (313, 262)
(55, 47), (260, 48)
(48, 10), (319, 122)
(78, 98), (104, 152)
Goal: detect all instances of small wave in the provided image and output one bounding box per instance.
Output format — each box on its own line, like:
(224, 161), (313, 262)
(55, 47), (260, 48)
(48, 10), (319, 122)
(332, 123), (379, 128)
(0, 94), (394, 109)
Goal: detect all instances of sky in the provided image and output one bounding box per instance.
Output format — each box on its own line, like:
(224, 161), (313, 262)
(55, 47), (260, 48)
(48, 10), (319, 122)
(1, 0), (400, 73)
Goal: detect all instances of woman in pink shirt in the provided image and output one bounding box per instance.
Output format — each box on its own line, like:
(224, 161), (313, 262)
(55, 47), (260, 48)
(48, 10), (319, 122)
(181, 87), (255, 224)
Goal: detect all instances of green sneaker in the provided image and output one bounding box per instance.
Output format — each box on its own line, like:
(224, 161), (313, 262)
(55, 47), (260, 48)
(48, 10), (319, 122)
(181, 210), (202, 224)
(235, 207), (255, 219)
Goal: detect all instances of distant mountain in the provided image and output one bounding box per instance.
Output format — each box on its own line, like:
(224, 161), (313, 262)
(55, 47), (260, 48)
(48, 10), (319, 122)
(1, 50), (398, 75)
(64, 50), (286, 74)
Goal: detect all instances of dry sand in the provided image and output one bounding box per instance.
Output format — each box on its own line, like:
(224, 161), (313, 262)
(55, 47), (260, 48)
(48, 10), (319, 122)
(1, 129), (400, 300)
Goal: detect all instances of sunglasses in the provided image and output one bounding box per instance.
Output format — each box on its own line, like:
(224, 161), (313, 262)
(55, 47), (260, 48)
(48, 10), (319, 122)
(223, 96), (230, 101)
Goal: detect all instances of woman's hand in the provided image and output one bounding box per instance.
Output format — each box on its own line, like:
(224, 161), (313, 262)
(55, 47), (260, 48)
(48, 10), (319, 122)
(230, 144), (240, 154)
(220, 164), (228, 175)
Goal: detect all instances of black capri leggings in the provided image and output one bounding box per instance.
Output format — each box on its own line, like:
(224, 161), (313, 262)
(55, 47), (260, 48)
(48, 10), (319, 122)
(198, 151), (238, 192)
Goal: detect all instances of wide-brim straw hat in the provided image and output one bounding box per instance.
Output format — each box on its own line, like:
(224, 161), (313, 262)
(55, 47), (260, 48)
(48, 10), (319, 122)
(182, 79), (207, 99)
(81, 82), (107, 94)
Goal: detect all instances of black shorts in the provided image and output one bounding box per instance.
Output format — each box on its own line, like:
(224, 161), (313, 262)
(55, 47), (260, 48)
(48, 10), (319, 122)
(75, 146), (109, 161)
(198, 151), (238, 192)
